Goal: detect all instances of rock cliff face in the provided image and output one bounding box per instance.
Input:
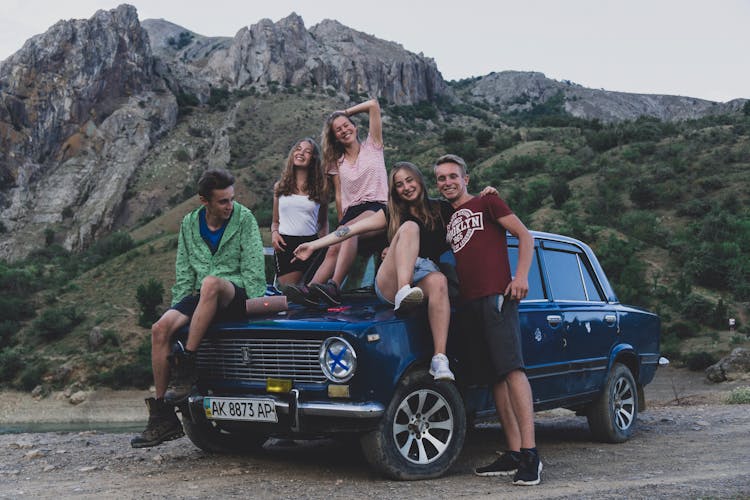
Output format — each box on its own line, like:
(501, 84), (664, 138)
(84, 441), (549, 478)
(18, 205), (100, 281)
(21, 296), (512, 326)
(0, 4), (177, 260)
(144, 14), (446, 106)
(0, 4), (745, 261)
(469, 71), (743, 122)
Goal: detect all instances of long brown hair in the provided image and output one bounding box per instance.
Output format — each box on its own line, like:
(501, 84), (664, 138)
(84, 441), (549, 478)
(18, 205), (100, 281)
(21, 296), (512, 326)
(275, 137), (327, 204)
(387, 162), (441, 241)
(321, 111), (356, 171)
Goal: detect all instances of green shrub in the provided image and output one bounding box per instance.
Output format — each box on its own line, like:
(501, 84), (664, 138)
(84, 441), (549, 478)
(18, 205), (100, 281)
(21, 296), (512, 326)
(726, 386), (750, 404)
(0, 320), (17, 348)
(18, 361), (48, 391)
(684, 351), (717, 371)
(680, 294), (715, 324)
(0, 348), (24, 383)
(136, 279), (164, 328)
(32, 306), (86, 341)
(92, 338), (151, 389)
(550, 181), (571, 208)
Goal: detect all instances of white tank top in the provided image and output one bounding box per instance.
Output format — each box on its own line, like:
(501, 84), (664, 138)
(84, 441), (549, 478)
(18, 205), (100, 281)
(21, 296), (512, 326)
(278, 194), (320, 236)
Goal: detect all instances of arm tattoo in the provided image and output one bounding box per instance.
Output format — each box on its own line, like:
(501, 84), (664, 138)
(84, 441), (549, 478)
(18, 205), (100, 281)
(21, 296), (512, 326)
(334, 225), (351, 238)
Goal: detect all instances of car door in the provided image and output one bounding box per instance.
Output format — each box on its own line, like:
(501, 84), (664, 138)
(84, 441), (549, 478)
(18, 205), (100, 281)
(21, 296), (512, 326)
(508, 242), (570, 405)
(539, 240), (619, 399)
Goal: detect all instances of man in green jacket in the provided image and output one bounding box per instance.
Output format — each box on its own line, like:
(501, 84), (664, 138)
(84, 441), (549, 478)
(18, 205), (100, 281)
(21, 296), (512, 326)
(131, 168), (265, 448)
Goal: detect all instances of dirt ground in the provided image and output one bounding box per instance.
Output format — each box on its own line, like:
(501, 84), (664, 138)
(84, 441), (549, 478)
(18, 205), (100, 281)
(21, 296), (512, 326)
(1, 366), (749, 499)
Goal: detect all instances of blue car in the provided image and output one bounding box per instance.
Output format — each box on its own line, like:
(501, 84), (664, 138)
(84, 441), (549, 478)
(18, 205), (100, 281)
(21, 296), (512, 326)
(176, 231), (661, 480)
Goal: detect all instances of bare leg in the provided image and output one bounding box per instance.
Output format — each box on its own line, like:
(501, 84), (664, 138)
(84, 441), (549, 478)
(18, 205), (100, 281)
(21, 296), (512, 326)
(308, 244), (340, 284)
(494, 380), (522, 451)
(506, 369), (536, 449)
(330, 210), (383, 286)
(419, 272), (450, 355)
(151, 309), (190, 398)
(185, 276), (237, 352)
(277, 270), (303, 287)
(374, 221), (420, 300)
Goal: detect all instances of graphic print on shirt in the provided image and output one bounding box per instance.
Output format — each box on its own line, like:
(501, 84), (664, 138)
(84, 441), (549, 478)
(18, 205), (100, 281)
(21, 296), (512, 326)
(446, 208), (484, 253)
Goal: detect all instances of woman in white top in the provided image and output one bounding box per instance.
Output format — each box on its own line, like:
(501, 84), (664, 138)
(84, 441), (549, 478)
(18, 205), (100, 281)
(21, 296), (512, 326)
(271, 137), (329, 286)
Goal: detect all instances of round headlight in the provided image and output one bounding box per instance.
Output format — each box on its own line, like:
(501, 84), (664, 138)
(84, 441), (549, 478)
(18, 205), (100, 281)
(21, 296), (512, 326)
(320, 337), (357, 382)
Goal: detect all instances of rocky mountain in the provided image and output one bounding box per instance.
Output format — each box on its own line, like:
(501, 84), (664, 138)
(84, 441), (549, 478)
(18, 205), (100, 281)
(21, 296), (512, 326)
(468, 71), (745, 122)
(0, 3), (746, 261)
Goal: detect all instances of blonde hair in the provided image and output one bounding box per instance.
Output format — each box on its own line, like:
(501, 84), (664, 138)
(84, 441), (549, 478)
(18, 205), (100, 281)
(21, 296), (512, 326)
(386, 162), (442, 241)
(275, 137), (327, 204)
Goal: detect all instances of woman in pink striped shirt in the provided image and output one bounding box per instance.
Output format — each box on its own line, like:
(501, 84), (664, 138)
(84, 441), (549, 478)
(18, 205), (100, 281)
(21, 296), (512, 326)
(285, 98), (388, 306)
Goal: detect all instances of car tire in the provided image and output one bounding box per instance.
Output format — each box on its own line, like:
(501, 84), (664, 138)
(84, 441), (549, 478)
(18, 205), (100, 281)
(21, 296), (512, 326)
(181, 413), (267, 453)
(360, 370), (466, 480)
(586, 362), (638, 443)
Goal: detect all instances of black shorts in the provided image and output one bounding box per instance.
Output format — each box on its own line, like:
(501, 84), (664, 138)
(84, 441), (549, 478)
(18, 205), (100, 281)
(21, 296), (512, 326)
(339, 202), (388, 257)
(340, 201), (386, 225)
(171, 282), (248, 322)
(456, 295), (524, 384)
(274, 234), (323, 276)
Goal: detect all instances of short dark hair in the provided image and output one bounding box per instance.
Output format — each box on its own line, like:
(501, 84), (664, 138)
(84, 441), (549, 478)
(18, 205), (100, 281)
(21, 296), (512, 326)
(434, 154), (468, 176)
(198, 169), (235, 199)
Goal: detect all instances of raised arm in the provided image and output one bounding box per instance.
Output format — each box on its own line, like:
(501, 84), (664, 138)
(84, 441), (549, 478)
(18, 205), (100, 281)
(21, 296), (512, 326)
(497, 213), (533, 301)
(293, 209), (387, 261)
(345, 98), (382, 148)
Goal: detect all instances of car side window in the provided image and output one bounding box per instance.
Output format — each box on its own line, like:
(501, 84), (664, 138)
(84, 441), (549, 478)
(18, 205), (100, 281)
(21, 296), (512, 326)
(580, 258), (605, 302)
(542, 249), (587, 301)
(508, 247), (546, 301)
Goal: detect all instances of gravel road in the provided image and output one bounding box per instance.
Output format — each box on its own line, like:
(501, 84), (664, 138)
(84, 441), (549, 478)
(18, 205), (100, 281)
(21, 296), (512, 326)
(1, 367), (749, 499)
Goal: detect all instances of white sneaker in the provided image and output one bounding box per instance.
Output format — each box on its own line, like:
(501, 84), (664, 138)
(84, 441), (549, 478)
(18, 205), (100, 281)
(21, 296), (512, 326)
(393, 285), (424, 312)
(429, 353), (455, 381)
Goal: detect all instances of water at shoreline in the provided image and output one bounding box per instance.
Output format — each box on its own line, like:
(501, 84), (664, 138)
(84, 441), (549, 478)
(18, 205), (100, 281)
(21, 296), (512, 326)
(0, 421), (145, 434)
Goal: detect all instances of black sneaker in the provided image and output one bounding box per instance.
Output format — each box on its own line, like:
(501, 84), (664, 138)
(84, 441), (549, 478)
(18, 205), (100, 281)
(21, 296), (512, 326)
(474, 450), (521, 476)
(130, 397), (184, 448)
(284, 283), (319, 306)
(311, 279), (341, 306)
(164, 346), (197, 405)
(513, 448), (542, 486)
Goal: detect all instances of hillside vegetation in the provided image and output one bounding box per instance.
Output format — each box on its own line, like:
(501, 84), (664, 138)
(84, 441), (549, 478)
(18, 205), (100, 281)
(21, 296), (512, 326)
(1, 87), (749, 391)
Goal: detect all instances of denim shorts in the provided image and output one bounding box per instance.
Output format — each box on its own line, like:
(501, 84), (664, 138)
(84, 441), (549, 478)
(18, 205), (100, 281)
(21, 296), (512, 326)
(374, 257), (440, 304)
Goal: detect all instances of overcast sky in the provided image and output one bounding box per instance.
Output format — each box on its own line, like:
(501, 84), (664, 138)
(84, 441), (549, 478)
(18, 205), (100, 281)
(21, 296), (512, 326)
(1, 0), (747, 102)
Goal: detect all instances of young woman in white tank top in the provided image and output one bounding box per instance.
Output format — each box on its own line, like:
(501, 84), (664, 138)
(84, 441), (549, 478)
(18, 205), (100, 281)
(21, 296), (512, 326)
(271, 138), (329, 286)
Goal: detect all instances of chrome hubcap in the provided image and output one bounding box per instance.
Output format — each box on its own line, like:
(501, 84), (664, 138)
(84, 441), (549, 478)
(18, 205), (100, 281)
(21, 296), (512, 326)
(393, 388), (454, 464)
(613, 376), (635, 431)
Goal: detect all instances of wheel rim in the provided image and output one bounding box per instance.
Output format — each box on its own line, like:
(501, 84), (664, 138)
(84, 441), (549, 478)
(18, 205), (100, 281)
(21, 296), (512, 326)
(612, 375), (636, 431)
(392, 388), (454, 465)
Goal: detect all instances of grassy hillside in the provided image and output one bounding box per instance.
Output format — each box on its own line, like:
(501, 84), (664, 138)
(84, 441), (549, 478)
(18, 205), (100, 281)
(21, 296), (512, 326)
(1, 87), (748, 391)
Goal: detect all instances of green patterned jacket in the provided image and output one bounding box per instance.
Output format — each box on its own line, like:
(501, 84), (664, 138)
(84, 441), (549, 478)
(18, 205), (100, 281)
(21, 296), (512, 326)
(171, 202), (265, 305)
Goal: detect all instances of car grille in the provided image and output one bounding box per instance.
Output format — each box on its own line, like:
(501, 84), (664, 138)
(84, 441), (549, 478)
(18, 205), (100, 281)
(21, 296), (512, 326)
(196, 337), (326, 383)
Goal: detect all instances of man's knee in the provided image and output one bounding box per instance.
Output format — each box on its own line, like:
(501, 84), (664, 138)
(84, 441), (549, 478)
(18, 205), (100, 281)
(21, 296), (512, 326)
(423, 272), (448, 294)
(199, 276), (224, 297)
(151, 319), (173, 346)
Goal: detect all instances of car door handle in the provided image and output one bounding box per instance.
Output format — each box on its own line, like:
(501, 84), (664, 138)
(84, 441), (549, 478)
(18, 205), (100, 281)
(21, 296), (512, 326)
(547, 315), (562, 326)
(605, 314), (617, 324)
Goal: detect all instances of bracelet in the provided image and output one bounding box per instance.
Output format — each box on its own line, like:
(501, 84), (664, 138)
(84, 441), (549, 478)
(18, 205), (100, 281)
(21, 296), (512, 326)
(271, 229), (279, 234)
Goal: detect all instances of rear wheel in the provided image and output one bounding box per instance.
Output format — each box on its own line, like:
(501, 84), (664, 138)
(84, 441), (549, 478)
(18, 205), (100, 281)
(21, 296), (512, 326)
(360, 370), (466, 480)
(586, 362), (638, 443)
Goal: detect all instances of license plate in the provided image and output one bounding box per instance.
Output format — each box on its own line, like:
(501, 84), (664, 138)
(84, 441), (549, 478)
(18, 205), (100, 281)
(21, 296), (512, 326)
(203, 397), (278, 423)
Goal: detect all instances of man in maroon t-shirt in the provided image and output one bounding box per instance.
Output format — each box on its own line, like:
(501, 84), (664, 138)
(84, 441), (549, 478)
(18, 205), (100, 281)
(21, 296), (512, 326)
(434, 154), (542, 486)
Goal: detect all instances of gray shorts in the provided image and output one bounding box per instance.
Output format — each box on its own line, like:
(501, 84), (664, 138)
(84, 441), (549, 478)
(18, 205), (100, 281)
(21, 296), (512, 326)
(374, 257), (440, 304)
(457, 295), (524, 384)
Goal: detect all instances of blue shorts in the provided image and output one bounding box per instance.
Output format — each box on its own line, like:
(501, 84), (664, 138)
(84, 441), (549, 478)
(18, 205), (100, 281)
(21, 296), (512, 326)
(374, 257), (440, 304)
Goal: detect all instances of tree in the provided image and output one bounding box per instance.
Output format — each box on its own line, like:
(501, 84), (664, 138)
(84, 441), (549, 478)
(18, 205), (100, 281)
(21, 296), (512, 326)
(136, 279), (164, 328)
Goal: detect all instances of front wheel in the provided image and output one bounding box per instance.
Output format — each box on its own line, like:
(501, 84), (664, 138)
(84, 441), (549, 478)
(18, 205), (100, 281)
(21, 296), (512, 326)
(182, 414), (267, 454)
(360, 370), (466, 480)
(586, 362), (638, 443)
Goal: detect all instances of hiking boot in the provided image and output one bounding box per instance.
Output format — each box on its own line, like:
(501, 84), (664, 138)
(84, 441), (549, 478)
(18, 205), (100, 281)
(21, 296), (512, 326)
(513, 448), (542, 485)
(429, 353), (455, 381)
(474, 450), (521, 476)
(130, 397), (184, 448)
(394, 285), (424, 313)
(284, 283), (319, 306)
(164, 346), (197, 405)
(311, 279), (341, 306)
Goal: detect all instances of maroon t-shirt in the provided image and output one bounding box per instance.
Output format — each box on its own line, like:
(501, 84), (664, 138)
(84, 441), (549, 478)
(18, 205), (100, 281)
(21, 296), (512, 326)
(446, 195), (513, 301)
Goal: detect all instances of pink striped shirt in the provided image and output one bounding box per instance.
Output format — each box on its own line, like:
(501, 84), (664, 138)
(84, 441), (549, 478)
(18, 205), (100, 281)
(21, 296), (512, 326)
(326, 135), (388, 214)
